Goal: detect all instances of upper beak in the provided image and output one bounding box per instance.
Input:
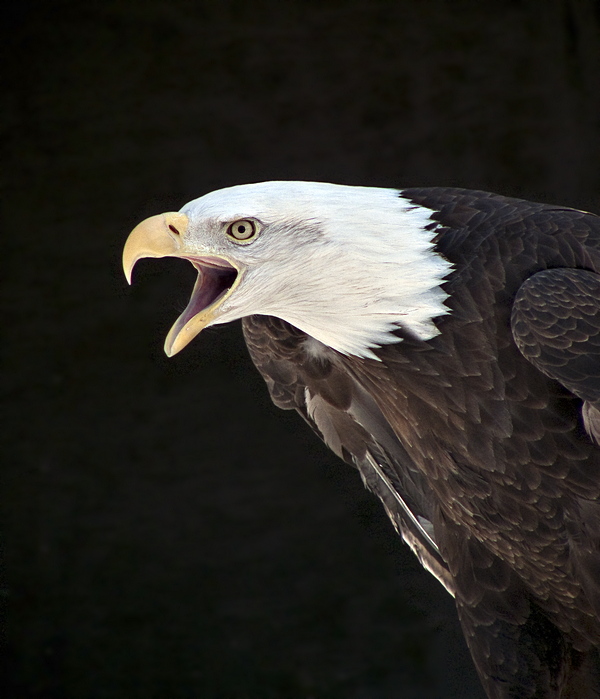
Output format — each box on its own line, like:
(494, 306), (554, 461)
(122, 212), (188, 284)
(123, 212), (239, 357)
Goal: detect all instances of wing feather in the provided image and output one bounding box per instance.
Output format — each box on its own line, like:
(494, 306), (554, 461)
(238, 189), (600, 697)
(511, 268), (600, 445)
(242, 314), (453, 592)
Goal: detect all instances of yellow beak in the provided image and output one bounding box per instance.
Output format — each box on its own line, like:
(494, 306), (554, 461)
(123, 211), (239, 357)
(122, 212), (188, 284)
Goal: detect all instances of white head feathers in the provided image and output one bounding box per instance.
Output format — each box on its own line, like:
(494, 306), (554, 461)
(181, 181), (453, 359)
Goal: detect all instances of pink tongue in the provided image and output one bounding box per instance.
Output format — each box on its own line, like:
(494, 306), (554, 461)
(171, 265), (237, 336)
(164, 261), (238, 356)
(172, 270), (217, 333)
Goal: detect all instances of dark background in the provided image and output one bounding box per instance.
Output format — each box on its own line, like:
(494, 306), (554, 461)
(4, 1), (600, 697)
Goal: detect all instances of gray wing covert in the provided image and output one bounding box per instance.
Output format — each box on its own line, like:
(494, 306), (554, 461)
(511, 268), (600, 444)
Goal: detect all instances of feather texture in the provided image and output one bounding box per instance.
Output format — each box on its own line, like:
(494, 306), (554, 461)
(128, 183), (600, 697)
(181, 182), (453, 357)
(240, 187), (600, 697)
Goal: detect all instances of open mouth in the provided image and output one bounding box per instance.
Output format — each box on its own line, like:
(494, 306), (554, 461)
(177, 256), (238, 327)
(122, 211), (242, 356)
(164, 256), (239, 355)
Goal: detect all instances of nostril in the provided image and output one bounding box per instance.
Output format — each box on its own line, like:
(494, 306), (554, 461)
(168, 225), (180, 236)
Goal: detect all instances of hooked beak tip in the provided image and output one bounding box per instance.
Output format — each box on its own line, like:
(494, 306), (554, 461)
(122, 212), (189, 284)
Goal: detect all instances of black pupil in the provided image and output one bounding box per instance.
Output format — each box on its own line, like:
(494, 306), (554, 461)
(238, 225), (246, 234)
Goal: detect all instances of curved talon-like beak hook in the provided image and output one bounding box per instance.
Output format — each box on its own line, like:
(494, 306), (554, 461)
(122, 212), (189, 284)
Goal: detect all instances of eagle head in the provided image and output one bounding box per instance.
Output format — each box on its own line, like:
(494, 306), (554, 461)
(123, 181), (452, 358)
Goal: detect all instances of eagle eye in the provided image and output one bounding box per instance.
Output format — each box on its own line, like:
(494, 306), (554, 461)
(226, 219), (258, 243)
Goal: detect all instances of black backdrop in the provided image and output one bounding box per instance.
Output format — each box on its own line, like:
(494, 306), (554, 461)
(4, 2), (600, 697)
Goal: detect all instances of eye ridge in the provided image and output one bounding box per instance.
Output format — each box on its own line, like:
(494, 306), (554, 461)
(227, 219), (258, 242)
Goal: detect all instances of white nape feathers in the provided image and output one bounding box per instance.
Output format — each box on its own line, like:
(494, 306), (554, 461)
(181, 181), (453, 359)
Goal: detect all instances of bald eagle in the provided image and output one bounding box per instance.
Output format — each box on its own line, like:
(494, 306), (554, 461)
(123, 182), (600, 698)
